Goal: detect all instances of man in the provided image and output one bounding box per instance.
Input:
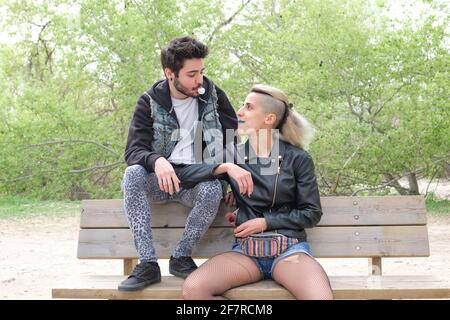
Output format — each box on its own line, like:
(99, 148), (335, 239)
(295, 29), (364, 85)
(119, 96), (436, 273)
(119, 36), (237, 291)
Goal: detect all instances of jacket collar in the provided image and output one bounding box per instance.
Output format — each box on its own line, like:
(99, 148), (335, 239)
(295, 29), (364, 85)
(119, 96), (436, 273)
(236, 136), (287, 164)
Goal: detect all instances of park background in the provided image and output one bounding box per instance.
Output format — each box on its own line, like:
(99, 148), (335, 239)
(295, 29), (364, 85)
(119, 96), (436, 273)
(0, 0), (449, 299)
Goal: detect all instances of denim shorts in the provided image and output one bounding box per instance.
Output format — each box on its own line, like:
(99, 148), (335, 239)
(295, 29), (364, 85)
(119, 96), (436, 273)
(231, 241), (314, 279)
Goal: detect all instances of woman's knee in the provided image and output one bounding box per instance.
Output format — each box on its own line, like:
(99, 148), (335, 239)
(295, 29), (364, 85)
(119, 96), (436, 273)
(182, 276), (211, 300)
(123, 165), (147, 191)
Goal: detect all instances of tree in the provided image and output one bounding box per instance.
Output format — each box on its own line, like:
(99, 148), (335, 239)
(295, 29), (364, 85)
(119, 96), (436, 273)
(1, 0), (448, 199)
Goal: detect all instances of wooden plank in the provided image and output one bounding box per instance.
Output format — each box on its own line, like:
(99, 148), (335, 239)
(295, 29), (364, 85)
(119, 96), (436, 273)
(51, 275), (450, 300)
(123, 259), (137, 275)
(77, 225), (430, 259)
(80, 196), (426, 229)
(320, 196), (426, 226)
(369, 257), (382, 275)
(80, 200), (234, 228)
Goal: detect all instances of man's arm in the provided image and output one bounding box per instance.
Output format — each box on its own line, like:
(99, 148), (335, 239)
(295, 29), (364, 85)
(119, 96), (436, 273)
(124, 93), (164, 173)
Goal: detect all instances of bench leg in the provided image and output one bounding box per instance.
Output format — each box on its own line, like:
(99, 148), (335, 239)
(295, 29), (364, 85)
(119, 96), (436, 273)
(123, 259), (138, 275)
(369, 257), (382, 275)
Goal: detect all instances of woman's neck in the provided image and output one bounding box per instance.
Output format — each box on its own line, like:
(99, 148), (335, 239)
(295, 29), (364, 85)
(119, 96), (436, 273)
(249, 129), (273, 158)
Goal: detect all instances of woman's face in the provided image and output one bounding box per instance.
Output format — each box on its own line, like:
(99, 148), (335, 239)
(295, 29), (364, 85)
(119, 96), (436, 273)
(237, 92), (274, 135)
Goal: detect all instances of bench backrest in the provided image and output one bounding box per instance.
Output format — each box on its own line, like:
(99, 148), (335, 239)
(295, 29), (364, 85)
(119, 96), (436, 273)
(78, 196), (429, 265)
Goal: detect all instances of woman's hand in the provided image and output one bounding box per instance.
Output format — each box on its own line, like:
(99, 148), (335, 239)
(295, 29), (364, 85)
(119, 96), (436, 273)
(234, 218), (267, 238)
(224, 210), (237, 227)
(218, 163), (253, 196)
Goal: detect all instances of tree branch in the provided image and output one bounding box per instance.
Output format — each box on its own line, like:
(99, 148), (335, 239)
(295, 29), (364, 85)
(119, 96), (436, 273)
(345, 94), (363, 122)
(1, 174), (41, 183)
(330, 136), (370, 193)
(130, 0), (162, 50)
(69, 161), (123, 173)
(0, 161), (124, 184)
(425, 163), (443, 197)
(231, 50), (270, 83)
(351, 155), (450, 196)
(207, 0), (252, 43)
(20, 139), (120, 157)
(372, 82), (408, 117)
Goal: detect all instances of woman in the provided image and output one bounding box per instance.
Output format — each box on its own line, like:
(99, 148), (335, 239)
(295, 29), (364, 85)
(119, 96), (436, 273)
(182, 84), (333, 300)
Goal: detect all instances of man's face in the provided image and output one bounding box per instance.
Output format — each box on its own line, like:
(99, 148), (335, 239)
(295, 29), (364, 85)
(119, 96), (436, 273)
(167, 58), (204, 98)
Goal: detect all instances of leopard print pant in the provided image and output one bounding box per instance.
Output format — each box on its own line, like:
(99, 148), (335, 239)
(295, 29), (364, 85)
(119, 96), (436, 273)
(122, 165), (222, 262)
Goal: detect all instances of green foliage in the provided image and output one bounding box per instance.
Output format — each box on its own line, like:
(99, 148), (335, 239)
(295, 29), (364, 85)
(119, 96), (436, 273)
(0, 0), (449, 199)
(425, 193), (450, 215)
(0, 196), (80, 219)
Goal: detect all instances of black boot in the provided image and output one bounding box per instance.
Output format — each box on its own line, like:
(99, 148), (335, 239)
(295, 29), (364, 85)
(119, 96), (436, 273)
(169, 256), (198, 279)
(118, 261), (161, 291)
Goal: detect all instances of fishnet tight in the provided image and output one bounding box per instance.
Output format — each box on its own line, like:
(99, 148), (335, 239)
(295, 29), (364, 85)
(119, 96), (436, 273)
(272, 253), (333, 300)
(182, 252), (262, 300)
(182, 252), (333, 300)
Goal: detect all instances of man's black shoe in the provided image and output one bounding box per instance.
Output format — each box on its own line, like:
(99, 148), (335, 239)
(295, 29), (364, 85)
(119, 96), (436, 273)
(169, 256), (198, 279)
(118, 261), (161, 291)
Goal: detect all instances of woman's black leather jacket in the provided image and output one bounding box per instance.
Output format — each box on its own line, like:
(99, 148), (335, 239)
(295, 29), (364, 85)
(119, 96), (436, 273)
(172, 139), (323, 242)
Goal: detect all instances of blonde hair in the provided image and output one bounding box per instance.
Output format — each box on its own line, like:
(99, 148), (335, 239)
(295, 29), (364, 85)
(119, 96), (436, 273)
(251, 84), (314, 150)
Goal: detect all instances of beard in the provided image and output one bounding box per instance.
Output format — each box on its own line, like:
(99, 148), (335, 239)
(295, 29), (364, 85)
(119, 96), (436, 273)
(173, 77), (200, 98)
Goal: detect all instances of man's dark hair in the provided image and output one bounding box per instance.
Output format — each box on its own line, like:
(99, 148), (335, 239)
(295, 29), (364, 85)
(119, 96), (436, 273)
(160, 36), (209, 77)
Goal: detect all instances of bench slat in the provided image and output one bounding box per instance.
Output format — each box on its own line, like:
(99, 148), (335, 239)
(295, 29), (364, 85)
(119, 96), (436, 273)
(55, 195), (449, 300)
(80, 196), (426, 228)
(77, 225), (429, 259)
(51, 275), (450, 300)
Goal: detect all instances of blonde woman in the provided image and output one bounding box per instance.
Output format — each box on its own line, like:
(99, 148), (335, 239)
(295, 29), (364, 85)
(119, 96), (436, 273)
(182, 84), (333, 300)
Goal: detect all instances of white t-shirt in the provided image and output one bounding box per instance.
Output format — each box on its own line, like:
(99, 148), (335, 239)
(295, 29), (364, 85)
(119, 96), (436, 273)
(168, 97), (199, 164)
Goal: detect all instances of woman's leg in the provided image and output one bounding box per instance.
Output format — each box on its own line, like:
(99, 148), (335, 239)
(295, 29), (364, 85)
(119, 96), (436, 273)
(272, 253), (334, 300)
(182, 252), (262, 300)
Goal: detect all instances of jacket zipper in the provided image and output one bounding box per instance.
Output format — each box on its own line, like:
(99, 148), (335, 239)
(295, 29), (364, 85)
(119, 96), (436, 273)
(236, 154), (283, 237)
(269, 155), (283, 212)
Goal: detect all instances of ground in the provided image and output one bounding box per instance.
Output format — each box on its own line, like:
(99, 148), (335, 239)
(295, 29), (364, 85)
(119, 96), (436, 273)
(1, 213), (449, 299)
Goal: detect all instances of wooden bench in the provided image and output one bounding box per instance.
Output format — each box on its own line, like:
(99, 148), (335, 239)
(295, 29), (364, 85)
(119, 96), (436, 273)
(52, 195), (450, 299)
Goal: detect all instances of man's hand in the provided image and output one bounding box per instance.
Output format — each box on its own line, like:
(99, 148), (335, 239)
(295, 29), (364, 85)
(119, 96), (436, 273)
(154, 157), (180, 195)
(234, 218), (267, 238)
